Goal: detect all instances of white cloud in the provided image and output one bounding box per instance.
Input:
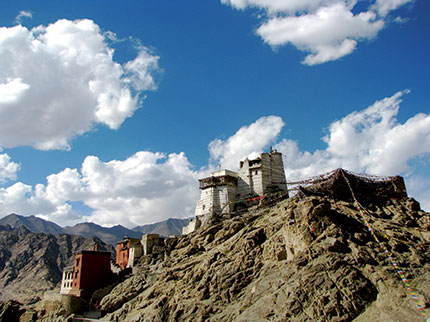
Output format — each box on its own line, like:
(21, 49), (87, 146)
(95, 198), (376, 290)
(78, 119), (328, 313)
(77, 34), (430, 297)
(257, 3), (384, 65)
(373, 0), (414, 17)
(222, 0), (414, 65)
(209, 115), (284, 170)
(1, 91), (429, 226)
(0, 152), (201, 227)
(274, 90), (430, 178)
(14, 11), (32, 24)
(0, 78), (30, 103)
(0, 19), (160, 150)
(0, 152), (20, 184)
(221, 0), (339, 13)
(0, 182), (81, 226)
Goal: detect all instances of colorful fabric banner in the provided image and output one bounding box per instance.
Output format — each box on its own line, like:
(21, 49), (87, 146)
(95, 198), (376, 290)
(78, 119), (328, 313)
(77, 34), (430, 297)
(341, 171), (428, 320)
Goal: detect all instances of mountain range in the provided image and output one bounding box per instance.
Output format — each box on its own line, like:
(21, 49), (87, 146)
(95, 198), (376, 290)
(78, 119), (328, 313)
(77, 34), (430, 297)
(0, 214), (191, 246)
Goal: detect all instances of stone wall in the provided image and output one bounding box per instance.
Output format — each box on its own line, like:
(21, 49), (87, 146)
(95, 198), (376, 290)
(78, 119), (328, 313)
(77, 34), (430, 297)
(141, 234), (162, 255)
(268, 151), (287, 191)
(195, 172), (238, 217)
(237, 150), (287, 198)
(182, 217), (201, 235)
(127, 243), (143, 267)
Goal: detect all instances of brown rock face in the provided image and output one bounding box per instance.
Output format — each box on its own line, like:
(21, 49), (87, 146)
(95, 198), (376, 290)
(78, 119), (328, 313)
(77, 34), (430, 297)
(99, 196), (429, 322)
(0, 300), (25, 322)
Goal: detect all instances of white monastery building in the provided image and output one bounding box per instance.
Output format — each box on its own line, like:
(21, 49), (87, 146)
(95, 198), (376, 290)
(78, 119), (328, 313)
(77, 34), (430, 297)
(183, 149), (287, 235)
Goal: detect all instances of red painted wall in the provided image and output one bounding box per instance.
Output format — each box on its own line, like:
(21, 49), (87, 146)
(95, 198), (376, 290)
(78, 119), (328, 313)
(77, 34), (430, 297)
(116, 240), (130, 270)
(71, 250), (112, 293)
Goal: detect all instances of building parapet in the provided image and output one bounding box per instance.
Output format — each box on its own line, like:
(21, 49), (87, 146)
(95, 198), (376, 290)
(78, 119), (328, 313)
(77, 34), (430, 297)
(199, 174), (238, 189)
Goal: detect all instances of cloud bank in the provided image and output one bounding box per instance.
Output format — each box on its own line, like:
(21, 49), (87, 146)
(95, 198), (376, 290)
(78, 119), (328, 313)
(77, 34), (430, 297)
(0, 91), (429, 227)
(276, 90), (430, 179)
(0, 152), (201, 227)
(0, 19), (160, 150)
(221, 0), (414, 65)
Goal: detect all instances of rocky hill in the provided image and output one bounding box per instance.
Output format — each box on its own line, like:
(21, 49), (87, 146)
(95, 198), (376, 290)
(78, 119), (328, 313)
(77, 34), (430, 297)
(0, 225), (113, 304)
(93, 195), (430, 322)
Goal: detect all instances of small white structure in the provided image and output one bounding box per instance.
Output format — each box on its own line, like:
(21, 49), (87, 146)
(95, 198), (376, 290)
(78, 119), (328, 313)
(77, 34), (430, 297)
(183, 149), (287, 235)
(194, 169), (238, 217)
(141, 234), (163, 255)
(60, 266), (74, 295)
(127, 240), (143, 268)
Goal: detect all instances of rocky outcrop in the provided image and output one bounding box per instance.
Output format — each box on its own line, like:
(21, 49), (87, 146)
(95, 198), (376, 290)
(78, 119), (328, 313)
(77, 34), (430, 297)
(99, 195), (429, 321)
(0, 225), (113, 304)
(0, 300), (25, 322)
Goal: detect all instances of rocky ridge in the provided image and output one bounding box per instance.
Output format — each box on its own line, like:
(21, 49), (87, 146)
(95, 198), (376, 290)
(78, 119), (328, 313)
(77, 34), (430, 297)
(96, 195), (429, 322)
(0, 214), (191, 246)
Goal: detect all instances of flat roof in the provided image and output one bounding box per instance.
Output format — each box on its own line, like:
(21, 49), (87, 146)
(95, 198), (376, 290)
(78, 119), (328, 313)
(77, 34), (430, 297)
(209, 169), (238, 177)
(117, 237), (141, 244)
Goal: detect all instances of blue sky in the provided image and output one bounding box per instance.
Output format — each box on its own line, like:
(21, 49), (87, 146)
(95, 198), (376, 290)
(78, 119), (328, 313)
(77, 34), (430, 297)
(0, 0), (429, 227)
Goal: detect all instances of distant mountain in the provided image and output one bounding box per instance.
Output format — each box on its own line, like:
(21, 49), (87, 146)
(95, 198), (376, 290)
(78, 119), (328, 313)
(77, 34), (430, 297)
(0, 214), (140, 246)
(0, 214), (192, 246)
(0, 213), (64, 236)
(63, 222), (141, 246)
(132, 217), (192, 236)
(0, 224), (113, 304)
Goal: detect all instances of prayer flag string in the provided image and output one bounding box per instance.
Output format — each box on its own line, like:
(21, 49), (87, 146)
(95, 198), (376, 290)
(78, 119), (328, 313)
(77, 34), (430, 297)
(341, 171), (428, 320)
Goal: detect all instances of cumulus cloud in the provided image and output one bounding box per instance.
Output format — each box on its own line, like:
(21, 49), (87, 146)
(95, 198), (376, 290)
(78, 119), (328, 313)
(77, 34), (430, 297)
(0, 152), (201, 227)
(209, 115), (284, 170)
(274, 90), (430, 181)
(0, 19), (160, 150)
(373, 0), (414, 17)
(14, 11), (32, 24)
(0, 152), (20, 183)
(1, 91), (429, 226)
(222, 0), (414, 65)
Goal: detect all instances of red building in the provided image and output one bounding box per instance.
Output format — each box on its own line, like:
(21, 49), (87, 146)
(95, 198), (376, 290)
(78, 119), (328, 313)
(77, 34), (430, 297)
(116, 237), (141, 270)
(61, 250), (112, 298)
